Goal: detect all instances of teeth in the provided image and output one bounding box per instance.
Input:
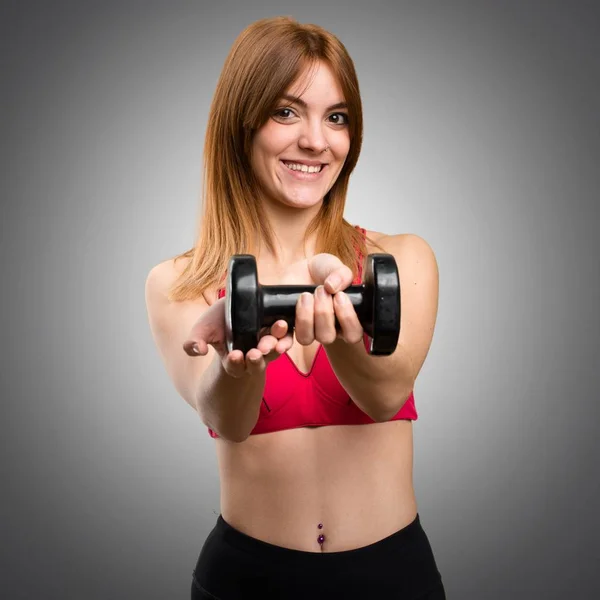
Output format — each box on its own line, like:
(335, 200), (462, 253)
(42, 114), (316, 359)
(284, 162), (322, 173)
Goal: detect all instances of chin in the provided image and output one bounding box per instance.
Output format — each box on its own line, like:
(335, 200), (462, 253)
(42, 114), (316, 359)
(281, 194), (325, 209)
(284, 185), (332, 205)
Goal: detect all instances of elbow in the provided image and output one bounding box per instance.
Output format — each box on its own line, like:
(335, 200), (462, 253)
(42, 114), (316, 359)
(203, 422), (249, 443)
(202, 414), (251, 443)
(225, 429), (250, 443)
(373, 388), (413, 423)
(374, 407), (401, 423)
(373, 409), (397, 423)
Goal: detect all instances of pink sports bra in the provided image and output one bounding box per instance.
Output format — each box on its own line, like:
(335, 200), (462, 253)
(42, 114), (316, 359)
(207, 226), (417, 438)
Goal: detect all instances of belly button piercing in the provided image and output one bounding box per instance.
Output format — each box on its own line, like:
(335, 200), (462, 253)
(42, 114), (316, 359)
(317, 523), (325, 547)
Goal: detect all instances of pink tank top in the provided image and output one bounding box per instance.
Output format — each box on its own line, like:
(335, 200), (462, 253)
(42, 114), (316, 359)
(207, 226), (417, 438)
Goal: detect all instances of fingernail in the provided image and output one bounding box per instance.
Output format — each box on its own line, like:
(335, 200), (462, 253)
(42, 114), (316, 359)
(316, 285), (327, 299)
(192, 344), (201, 355)
(336, 291), (348, 305)
(301, 292), (312, 307)
(326, 275), (341, 292)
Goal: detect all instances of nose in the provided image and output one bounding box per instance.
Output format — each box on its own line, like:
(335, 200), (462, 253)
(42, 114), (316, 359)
(297, 118), (329, 154)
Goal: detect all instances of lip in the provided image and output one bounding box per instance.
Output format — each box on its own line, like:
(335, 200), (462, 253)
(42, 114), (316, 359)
(281, 159), (326, 167)
(280, 160), (328, 180)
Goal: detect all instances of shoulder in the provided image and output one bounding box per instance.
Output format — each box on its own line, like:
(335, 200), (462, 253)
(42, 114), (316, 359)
(364, 230), (437, 260)
(363, 231), (438, 282)
(145, 256), (198, 306)
(145, 259), (176, 311)
(145, 255), (220, 306)
(146, 256), (190, 291)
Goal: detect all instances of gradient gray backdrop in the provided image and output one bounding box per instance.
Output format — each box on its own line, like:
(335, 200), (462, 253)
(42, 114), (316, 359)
(2, 1), (599, 598)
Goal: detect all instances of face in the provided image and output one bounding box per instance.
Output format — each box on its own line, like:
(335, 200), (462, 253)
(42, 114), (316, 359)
(250, 61), (351, 210)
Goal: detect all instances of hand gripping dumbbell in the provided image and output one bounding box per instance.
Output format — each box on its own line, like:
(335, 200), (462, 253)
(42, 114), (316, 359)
(224, 254), (400, 356)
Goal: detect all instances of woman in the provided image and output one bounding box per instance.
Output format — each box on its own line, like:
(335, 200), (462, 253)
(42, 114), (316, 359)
(145, 16), (445, 600)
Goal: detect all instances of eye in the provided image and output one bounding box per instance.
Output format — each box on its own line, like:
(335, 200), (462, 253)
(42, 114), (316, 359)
(273, 107), (297, 120)
(272, 108), (349, 125)
(328, 112), (349, 126)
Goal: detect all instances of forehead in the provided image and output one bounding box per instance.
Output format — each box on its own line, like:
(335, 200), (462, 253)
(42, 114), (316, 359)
(285, 61), (345, 102)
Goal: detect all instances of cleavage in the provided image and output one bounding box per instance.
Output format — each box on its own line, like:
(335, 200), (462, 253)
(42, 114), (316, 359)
(284, 339), (322, 376)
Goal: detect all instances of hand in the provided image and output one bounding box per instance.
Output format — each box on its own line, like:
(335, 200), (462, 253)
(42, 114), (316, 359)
(183, 297), (294, 378)
(294, 253), (364, 347)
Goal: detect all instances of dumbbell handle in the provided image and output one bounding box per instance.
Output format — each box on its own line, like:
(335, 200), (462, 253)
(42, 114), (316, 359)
(261, 284), (370, 329)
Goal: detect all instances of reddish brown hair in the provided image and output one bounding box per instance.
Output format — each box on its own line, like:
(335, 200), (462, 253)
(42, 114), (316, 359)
(167, 15), (383, 301)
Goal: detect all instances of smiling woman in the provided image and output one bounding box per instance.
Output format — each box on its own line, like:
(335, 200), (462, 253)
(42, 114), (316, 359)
(144, 15), (445, 600)
(250, 61), (350, 210)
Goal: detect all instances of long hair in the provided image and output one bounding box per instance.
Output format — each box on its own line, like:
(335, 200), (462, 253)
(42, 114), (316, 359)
(167, 16), (384, 302)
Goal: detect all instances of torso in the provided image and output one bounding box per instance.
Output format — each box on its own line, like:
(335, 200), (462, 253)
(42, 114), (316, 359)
(204, 230), (417, 552)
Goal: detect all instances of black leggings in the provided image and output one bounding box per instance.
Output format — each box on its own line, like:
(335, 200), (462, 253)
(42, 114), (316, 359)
(191, 513), (446, 599)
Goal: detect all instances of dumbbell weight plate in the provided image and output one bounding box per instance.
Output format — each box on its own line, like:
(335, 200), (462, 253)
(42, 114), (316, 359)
(225, 254), (261, 354)
(362, 254), (401, 356)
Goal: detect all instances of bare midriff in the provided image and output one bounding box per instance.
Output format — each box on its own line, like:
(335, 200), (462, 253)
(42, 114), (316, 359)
(204, 230), (416, 553)
(215, 419), (417, 553)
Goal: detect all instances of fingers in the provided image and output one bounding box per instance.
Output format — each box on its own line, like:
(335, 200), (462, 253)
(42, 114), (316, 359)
(324, 265), (353, 294)
(265, 319), (289, 340)
(183, 299), (227, 357)
(296, 287), (363, 347)
(242, 348), (269, 378)
(257, 320), (294, 360)
(183, 339), (208, 356)
(221, 350), (248, 378)
(333, 291), (364, 344)
(257, 333), (288, 355)
(222, 321), (293, 378)
(269, 332), (294, 357)
(221, 348), (268, 378)
(313, 286), (336, 345)
(224, 337), (292, 377)
(295, 293), (315, 345)
(309, 254), (353, 291)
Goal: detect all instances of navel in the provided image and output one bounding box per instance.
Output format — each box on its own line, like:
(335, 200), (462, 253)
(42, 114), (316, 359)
(317, 523), (326, 550)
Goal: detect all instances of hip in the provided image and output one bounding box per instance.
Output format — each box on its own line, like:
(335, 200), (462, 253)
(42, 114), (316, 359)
(191, 511), (445, 600)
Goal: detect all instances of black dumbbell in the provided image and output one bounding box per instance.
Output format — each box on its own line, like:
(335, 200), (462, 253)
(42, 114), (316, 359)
(224, 253), (400, 356)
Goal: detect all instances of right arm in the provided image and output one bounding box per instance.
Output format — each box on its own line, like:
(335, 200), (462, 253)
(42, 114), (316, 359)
(144, 260), (291, 443)
(195, 348), (267, 442)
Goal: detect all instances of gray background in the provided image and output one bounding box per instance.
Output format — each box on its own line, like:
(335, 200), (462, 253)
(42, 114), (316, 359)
(2, 0), (599, 598)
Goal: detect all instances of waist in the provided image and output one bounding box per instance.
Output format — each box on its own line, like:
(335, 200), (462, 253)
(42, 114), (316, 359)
(216, 420), (416, 552)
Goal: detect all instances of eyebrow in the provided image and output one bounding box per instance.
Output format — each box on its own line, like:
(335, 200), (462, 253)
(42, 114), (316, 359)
(280, 94), (348, 111)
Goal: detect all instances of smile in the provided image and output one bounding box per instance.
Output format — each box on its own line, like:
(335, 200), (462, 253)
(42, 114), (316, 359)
(280, 160), (327, 180)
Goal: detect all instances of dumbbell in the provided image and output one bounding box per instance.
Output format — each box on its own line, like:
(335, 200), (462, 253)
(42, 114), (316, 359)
(224, 253), (400, 356)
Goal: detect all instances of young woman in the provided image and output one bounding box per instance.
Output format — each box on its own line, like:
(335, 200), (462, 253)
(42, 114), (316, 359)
(145, 16), (445, 599)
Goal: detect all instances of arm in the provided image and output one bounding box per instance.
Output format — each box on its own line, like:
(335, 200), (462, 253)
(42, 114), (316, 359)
(196, 352), (266, 442)
(144, 260), (268, 443)
(323, 234), (439, 422)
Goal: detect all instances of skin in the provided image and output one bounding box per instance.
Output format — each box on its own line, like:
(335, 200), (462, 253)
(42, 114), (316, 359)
(181, 60), (430, 553)
(203, 61), (361, 374)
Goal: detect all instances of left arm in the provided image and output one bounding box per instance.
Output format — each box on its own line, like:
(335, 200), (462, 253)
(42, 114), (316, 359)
(315, 234), (439, 422)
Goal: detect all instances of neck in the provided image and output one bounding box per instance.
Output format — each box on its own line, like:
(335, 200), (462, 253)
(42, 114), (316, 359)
(256, 199), (324, 269)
